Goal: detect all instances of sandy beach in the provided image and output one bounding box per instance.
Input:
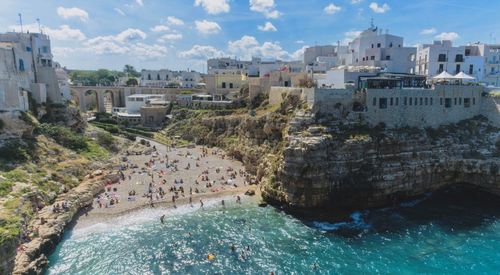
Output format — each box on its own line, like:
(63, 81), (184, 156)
(73, 139), (259, 229)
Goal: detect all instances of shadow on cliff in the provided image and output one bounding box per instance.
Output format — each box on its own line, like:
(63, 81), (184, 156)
(305, 185), (500, 238)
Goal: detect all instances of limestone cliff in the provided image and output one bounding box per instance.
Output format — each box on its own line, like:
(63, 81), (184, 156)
(263, 111), (500, 211)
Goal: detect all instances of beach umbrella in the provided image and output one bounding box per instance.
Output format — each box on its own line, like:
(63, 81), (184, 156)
(453, 72), (475, 80)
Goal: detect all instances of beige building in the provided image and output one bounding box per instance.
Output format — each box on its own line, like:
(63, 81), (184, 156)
(203, 73), (247, 100)
(249, 71), (306, 99)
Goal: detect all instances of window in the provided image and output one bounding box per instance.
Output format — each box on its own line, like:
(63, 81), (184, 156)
(157, 74), (160, 80)
(148, 74), (151, 80)
(455, 54), (464, 62)
(438, 54), (447, 62)
(18, 59), (25, 71)
(425, 98), (428, 105)
(390, 98), (393, 106)
(371, 44), (374, 48)
(459, 98), (462, 105)
(409, 97), (413, 105)
(379, 98), (388, 109)
(284, 81), (289, 87)
(445, 98), (452, 108)
(377, 43), (381, 48)
(229, 83), (234, 89)
(439, 64), (444, 73)
(26, 47), (31, 52)
(389, 42), (393, 47)
(395, 98), (399, 106)
(456, 64), (461, 74)
(464, 98), (471, 108)
(404, 97), (407, 105)
(465, 49), (471, 56)
(430, 98), (433, 105)
(222, 82), (226, 89)
(440, 98), (443, 105)
(386, 55), (391, 60)
(454, 98), (457, 105)
(473, 98), (476, 105)
(469, 64), (474, 75)
(370, 56), (375, 60)
(373, 97), (377, 106)
(420, 98), (423, 105)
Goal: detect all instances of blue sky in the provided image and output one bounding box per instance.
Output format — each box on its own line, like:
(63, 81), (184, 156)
(1, 0), (498, 72)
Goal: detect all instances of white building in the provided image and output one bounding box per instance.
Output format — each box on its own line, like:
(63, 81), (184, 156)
(140, 69), (202, 88)
(339, 26), (416, 74)
(207, 57), (251, 75)
(415, 40), (485, 81)
(0, 32), (62, 111)
(482, 44), (500, 87)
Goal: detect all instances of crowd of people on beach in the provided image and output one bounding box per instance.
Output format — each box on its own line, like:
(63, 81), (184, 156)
(92, 142), (255, 212)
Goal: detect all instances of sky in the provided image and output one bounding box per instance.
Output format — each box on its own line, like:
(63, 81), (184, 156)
(1, 0), (499, 72)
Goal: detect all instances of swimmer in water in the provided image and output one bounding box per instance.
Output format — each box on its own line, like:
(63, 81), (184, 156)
(160, 214), (165, 224)
(230, 244), (236, 253)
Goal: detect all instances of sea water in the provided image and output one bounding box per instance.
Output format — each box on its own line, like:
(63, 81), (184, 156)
(46, 187), (500, 274)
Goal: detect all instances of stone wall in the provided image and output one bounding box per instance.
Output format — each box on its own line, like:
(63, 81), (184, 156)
(269, 87), (302, 105)
(364, 85), (484, 128)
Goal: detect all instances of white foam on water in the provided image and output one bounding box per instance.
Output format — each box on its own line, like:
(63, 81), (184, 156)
(312, 211), (371, 232)
(71, 195), (236, 238)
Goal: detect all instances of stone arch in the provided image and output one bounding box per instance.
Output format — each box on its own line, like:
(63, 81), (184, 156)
(103, 90), (116, 113)
(84, 90), (100, 112)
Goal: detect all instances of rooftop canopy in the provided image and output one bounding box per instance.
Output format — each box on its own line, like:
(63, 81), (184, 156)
(432, 71), (455, 80)
(453, 72), (475, 80)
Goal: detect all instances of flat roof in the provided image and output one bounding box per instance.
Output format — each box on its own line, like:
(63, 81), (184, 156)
(116, 112), (141, 117)
(128, 94), (163, 98)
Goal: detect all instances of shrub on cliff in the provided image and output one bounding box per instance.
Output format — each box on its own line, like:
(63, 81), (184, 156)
(96, 132), (117, 151)
(36, 123), (88, 151)
(0, 140), (35, 162)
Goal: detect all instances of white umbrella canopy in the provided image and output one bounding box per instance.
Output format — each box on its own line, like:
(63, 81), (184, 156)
(453, 71), (475, 80)
(432, 71), (455, 80)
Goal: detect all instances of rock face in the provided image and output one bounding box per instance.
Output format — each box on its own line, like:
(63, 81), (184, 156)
(12, 172), (119, 275)
(263, 112), (500, 211)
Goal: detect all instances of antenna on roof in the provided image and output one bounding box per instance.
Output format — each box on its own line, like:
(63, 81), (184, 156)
(370, 17), (374, 29)
(36, 18), (41, 33)
(18, 13), (23, 33)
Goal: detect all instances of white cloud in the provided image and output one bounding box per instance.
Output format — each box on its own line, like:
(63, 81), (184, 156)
(194, 0), (230, 14)
(421, 27), (437, 35)
(52, 47), (77, 58)
(295, 40), (305, 44)
(136, 0), (144, 6)
(324, 3), (342, 14)
(83, 30), (166, 60)
(369, 2), (390, 13)
(7, 23), (86, 41)
(115, 28), (147, 42)
(114, 8), (126, 16)
(290, 46), (308, 60)
(166, 16), (184, 26)
(435, 32), (460, 41)
(351, 0), (362, 4)
(130, 43), (169, 60)
(228, 35), (297, 60)
(57, 7), (89, 22)
(158, 33), (183, 43)
(151, 25), (170, 32)
(195, 20), (221, 34)
(179, 45), (225, 59)
(342, 30), (362, 44)
(46, 25), (87, 41)
(258, 22), (277, 32)
(250, 0), (282, 18)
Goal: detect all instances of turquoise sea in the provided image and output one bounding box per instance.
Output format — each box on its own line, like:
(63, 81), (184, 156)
(46, 187), (500, 274)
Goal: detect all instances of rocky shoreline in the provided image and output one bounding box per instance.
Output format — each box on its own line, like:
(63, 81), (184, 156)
(12, 171), (120, 275)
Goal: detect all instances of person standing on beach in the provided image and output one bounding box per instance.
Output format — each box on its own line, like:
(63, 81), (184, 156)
(200, 199), (204, 208)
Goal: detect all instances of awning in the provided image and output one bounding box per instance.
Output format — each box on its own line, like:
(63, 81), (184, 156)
(453, 72), (475, 80)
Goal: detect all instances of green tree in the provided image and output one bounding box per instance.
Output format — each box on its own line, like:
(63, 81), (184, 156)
(126, 77), (139, 86)
(123, 65), (141, 77)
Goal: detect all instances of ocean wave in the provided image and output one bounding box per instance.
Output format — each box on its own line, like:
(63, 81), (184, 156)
(312, 211), (371, 232)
